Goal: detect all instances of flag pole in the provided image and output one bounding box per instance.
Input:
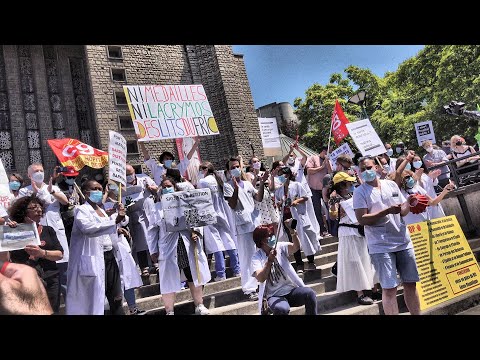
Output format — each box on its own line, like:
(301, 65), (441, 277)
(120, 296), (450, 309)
(327, 107), (334, 155)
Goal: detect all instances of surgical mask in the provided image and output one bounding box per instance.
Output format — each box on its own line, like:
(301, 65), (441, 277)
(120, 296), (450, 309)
(230, 168), (241, 178)
(405, 163), (411, 171)
(361, 169), (377, 182)
(288, 156), (295, 165)
(31, 171), (44, 184)
(65, 178), (76, 185)
(162, 187), (174, 195)
(405, 177), (415, 189)
(386, 149), (394, 157)
(109, 183), (119, 192)
(88, 190), (103, 204)
(164, 159), (173, 168)
(253, 162), (261, 170)
(395, 147), (403, 154)
(413, 161), (422, 169)
(276, 175), (287, 184)
(425, 146), (433, 153)
(126, 174), (136, 183)
(383, 165), (391, 173)
(9, 181), (21, 190)
(197, 171), (205, 180)
(267, 235), (277, 248)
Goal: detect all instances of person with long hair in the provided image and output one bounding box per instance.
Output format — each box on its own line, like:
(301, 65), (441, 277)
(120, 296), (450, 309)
(197, 161), (240, 281)
(7, 195), (64, 312)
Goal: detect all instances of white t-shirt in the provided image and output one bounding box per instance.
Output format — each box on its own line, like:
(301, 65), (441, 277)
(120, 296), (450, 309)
(353, 179), (412, 254)
(224, 179), (259, 235)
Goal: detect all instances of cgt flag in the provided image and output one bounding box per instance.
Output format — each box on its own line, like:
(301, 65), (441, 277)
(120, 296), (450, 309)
(331, 100), (350, 145)
(47, 138), (109, 170)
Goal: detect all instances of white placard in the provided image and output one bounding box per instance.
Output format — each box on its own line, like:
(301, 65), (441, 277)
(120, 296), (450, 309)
(0, 158), (14, 211)
(0, 223), (41, 251)
(345, 119), (387, 157)
(328, 143), (355, 167)
(108, 131), (127, 186)
(258, 117), (281, 149)
(414, 120), (436, 146)
(161, 188), (217, 232)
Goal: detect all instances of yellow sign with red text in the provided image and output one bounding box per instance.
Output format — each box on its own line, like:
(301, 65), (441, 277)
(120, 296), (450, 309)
(408, 215), (480, 311)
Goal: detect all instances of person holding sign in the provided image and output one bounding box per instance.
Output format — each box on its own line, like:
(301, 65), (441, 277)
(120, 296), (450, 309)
(7, 196), (64, 312)
(328, 172), (379, 305)
(139, 137), (200, 186)
(66, 180), (127, 315)
(147, 178), (211, 315)
(353, 156), (421, 315)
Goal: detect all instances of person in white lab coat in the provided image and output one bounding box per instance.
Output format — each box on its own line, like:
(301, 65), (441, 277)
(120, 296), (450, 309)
(147, 178), (211, 315)
(66, 180), (127, 315)
(18, 163), (70, 304)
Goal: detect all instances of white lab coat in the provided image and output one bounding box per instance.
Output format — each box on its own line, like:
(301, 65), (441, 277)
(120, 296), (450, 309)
(147, 203), (211, 294)
(19, 184), (69, 263)
(66, 204), (127, 315)
(197, 175), (236, 254)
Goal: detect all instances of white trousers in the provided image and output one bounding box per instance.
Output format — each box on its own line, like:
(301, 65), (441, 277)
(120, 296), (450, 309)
(236, 232), (259, 294)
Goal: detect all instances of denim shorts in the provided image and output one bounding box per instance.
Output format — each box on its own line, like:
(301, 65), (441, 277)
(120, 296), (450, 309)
(370, 248), (420, 289)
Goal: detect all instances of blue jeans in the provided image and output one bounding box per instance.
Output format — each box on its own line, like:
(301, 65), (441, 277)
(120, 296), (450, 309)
(267, 286), (317, 315)
(124, 287), (136, 308)
(214, 249), (240, 278)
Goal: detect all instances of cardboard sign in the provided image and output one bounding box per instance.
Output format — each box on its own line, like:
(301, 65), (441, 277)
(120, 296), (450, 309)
(108, 131), (127, 186)
(408, 215), (480, 311)
(123, 84), (220, 142)
(161, 188), (217, 232)
(414, 120), (436, 146)
(345, 119), (386, 157)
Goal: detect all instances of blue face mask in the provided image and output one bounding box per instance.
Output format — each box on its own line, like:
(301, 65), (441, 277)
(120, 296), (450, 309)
(65, 178), (76, 185)
(9, 181), (21, 190)
(276, 175), (287, 184)
(348, 185), (355, 194)
(405, 163), (412, 171)
(267, 235), (277, 248)
(413, 161), (422, 169)
(361, 169), (377, 182)
(230, 167), (241, 178)
(88, 190), (103, 204)
(405, 177), (415, 189)
(162, 187), (174, 195)
(164, 160), (173, 169)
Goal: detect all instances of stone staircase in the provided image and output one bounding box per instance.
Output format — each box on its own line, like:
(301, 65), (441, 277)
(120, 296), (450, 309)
(123, 236), (480, 316)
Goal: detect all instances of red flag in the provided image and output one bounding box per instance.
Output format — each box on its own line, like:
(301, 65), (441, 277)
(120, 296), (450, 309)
(331, 100), (350, 145)
(47, 138), (108, 171)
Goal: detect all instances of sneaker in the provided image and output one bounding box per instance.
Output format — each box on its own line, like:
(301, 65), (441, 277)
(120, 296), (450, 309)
(296, 268), (304, 274)
(232, 272), (241, 277)
(214, 276), (226, 282)
(129, 307), (146, 315)
(194, 304), (210, 315)
(371, 291), (382, 301)
(357, 295), (374, 305)
(166, 311), (174, 315)
(245, 292), (259, 301)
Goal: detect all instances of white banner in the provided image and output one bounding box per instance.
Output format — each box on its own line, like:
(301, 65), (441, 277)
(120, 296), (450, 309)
(161, 188), (217, 232)
(124, 85), (220, 142)
(108, 131), (127, 186)
(328, 143), (355, 168)
(414, 120), (436, 146)
(346, 119), (387, 157)
(0, 158), (14, 211)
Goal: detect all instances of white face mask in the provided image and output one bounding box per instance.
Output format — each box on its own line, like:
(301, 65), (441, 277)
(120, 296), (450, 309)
(288, 156), (295, 165)
(126, 174), (136, 184)
(425, 146), (433, 153)
(31, 171), (44, 184)
(253, 162), (261, 170)
(386, 149), (394, 157)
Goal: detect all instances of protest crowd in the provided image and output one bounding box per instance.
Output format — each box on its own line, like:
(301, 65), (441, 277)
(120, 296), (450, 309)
(0, 98), (477, 316)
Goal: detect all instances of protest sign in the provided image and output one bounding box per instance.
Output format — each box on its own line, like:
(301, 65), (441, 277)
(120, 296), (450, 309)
(0, 158), (14, 211)
(414, 120), (436, 146)
(123, 85), (220, 141)
(258, 117), (281, 156)
(161, 188), (217, 232)
(408, 215), (480, 311)
(0, 223), (40, 252)
(328, 143), (354, 168)
(345, 119), (386, 157)
(108, 131), (127, 186)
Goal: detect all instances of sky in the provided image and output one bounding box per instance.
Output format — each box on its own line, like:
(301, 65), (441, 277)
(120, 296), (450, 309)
(232, 45), (425, 109)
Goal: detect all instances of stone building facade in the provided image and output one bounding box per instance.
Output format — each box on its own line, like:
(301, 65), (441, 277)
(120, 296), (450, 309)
(0, 45), (262, 177)
(256, 102), (300, 138)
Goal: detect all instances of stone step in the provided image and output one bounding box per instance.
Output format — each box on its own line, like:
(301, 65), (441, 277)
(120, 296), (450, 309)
(288, 242), (338, 262)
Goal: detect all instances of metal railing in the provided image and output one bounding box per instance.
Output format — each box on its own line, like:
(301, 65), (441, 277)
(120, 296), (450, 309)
(427, 150), (480, 188)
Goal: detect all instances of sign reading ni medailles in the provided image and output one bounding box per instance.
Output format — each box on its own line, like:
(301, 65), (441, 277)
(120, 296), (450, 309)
(408, 215), (480, 311)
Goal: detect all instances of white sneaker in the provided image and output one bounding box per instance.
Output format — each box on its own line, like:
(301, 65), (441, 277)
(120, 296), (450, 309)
(166, 311), (174, 315)
(214, 276), (226, 282)
(195, 304), (210, 315)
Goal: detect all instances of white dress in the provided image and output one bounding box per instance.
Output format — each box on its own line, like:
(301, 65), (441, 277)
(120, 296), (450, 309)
(335, 198), (377, 293)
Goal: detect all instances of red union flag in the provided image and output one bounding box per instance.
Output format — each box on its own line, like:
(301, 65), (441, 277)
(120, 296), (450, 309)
(47, 138), (109, 170)
(331, 100), (350, 145)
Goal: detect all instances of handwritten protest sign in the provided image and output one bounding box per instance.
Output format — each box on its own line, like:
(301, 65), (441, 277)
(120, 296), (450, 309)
(258, 117), (281, 156)
(408, 215), (480, 311)
(123, 85), (220, 142)
(328, 143), (354, 168)
(346, 119), (386, 157)
(108, 131), (127, 186)
(0, 223), (41, 252)
(161, 188), (217, 232)
(0, 158), (14, 211)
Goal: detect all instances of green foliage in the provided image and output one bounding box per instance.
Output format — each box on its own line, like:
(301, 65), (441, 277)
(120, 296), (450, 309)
(293, 46), (480, 153)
